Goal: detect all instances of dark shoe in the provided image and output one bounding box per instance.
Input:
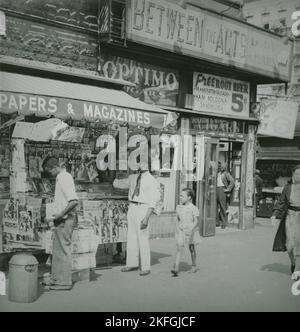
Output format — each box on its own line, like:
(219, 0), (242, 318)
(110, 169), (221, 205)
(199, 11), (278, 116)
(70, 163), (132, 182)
(49, 285), (72, 291)
(139, 270), (151, 276)
(221, 225), (226, 229)
(121, 267), (139, 272)
(42, 281), (56, 287)
(291, 265), (296, 274)
(171, 269), (179, 277)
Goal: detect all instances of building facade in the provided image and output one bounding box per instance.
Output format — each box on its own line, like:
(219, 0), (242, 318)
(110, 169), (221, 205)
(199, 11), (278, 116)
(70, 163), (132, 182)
(243, 0), (300, 217)
(0, 0), (294, 260)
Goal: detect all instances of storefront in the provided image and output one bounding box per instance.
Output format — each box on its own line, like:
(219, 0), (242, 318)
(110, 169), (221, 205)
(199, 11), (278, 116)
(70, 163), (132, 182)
(255, 92), (300, 218)
(175, 72), (259, 235)
(0, 71), (177, 268)
(123, 0), (293, 234)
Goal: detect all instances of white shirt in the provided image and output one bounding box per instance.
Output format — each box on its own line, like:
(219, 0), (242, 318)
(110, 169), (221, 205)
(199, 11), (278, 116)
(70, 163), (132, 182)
(128, 171), (160, 209)
(217, 172), (224, 187)
(54, 169), (78, 213)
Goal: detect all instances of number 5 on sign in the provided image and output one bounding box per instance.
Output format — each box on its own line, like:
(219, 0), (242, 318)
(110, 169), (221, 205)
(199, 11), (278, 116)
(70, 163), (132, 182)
(231, 93), (244, 113)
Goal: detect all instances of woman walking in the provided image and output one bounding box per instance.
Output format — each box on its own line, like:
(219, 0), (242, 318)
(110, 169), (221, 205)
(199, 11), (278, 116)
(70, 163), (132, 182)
(271, 165), (300, 280)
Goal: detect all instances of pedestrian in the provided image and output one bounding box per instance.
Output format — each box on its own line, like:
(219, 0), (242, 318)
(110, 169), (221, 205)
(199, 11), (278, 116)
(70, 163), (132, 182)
(216, 162), (235, 228)
(43, 157), (79, 290)
(171, 188), (201, 277)
(121, 162), (160, 276)
(255, 169), (263, 208)
(271, 165), (300, 280)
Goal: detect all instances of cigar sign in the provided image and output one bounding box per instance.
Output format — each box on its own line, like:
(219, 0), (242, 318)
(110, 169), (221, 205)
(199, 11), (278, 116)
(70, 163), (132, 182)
(193, 73), (250, 118)
(127, 0), (292, 81)
(0, 91), (169, 129)
(97, 54), (179, 107)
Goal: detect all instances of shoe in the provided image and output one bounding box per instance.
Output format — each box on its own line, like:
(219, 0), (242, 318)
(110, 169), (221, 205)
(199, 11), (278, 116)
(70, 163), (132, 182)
(291, 270), (300, 281)
(221, 225), (226, 229)
(121, 267), (139, 272)
(188, 267), (199, 273)
(139, 270), (151, 276)
(42, 281), (56, 287)
(291, 265), (295, 274)
(49, 285), (72, 291)
(171, 269), (179, 277)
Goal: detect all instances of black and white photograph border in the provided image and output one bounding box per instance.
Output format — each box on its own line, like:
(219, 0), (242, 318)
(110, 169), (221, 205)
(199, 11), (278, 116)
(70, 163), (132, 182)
(0, 0), (300, 313)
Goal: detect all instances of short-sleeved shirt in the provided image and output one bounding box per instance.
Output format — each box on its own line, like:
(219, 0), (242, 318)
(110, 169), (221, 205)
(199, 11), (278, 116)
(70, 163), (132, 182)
(54, 169), (78, 213)
(128, 171), (160, 209)
(176, 203), (200, 228)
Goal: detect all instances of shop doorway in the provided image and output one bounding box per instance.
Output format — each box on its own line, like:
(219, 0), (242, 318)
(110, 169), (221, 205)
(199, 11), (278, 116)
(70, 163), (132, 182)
(196, 138), (245, 237)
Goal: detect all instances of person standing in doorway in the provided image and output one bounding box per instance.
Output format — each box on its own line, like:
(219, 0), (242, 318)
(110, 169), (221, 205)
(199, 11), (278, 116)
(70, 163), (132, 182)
(43, 157), (78, 290)
(121, 162), (160, 276)
(216, 162), (235, 229)
(255, 169), (263, 208)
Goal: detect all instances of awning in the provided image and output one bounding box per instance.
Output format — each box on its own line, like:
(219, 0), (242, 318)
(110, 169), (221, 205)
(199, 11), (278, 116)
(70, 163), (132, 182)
(163, 105), (260, 123)
(0, 72), (177, 129)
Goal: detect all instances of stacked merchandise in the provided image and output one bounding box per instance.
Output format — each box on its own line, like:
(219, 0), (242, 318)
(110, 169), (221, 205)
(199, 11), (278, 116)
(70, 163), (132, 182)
(0, 139), (10, 199)
(42, 227), (98, 270)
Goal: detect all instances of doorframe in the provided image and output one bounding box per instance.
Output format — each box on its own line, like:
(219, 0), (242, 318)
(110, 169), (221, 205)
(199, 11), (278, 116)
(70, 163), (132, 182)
(201, 137), (219, 237)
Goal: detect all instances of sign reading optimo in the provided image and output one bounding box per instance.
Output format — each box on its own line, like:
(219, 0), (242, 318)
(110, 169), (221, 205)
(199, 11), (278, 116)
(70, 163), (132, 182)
(127, 0), (292, 81)
(97, 54), (179, 107)
(0, 91), (169, 128)
(193, 73), (250, 118)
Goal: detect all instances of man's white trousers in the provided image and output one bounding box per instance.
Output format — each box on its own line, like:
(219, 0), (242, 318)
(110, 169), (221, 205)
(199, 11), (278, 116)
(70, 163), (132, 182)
(126, 203), (151, 271)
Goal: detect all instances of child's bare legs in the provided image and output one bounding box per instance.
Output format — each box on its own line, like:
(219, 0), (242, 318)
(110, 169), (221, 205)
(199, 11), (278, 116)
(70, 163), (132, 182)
(188, 244), (199, 273)
(288, 250), (296, 274)
(172, 245), (184, 276)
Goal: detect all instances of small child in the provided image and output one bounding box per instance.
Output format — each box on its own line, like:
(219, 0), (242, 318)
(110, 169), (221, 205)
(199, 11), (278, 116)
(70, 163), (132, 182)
(171, 188), (201, 277)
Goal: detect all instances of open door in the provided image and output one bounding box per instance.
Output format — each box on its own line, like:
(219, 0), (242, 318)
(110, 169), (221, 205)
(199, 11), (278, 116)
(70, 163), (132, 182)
(201, 138), (219, 237)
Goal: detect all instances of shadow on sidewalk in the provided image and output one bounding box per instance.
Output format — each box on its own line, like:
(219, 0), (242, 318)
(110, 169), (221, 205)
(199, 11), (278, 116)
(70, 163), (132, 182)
(151, 251), (172, 266)
(261, 263), (290, 276)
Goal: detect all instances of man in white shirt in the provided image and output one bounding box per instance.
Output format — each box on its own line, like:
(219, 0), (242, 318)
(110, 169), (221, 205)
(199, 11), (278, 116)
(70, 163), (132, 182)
(43, 157), (78, 290)
(122, 162), (160, 276)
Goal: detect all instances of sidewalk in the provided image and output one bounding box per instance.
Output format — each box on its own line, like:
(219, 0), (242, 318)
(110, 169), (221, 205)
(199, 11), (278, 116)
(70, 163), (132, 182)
(0, 218), (299, 312)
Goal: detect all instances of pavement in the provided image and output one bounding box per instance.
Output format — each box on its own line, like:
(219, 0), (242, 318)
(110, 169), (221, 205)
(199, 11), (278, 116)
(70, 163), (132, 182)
(0, 218), (300, 312)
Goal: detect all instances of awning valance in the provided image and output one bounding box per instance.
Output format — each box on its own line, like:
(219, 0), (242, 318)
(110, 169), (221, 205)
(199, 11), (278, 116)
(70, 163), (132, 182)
(0, 72), (177, 129)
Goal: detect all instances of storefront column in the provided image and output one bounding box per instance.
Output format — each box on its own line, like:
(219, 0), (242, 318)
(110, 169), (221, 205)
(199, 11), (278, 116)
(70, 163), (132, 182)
(179, 117), (192, 192)
(241, 125), (256, 229)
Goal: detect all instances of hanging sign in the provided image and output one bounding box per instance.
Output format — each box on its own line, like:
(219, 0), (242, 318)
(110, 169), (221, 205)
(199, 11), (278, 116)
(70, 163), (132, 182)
(258, 99), (299, 139)
(193, 73), (250, 118)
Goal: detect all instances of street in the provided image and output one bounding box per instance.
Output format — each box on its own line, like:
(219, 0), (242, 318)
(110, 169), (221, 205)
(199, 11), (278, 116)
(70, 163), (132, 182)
(0, 218), (299, 312)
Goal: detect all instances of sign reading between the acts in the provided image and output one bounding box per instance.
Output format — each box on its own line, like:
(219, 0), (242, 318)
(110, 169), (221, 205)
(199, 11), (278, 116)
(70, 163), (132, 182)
(127, 0), (292, 81)
(193, 73), (250, 118)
